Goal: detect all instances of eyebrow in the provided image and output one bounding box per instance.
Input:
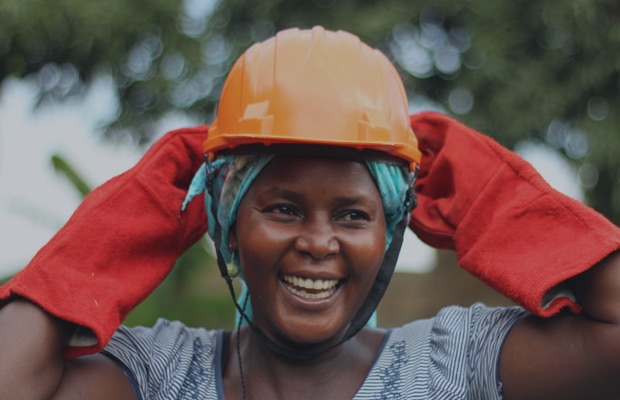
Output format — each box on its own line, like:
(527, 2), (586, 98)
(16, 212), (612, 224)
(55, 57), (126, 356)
(263, 187), (305, 202)
(262, 187), (378, 207)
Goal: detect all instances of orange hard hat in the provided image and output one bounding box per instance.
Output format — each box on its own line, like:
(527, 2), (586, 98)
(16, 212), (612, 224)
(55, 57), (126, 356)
(205, 26), (421, 170)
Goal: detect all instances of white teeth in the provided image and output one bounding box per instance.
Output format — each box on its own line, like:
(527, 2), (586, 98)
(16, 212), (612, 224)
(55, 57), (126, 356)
(282, 275), (338, 290)
(285, 285), (335, 299)
(281, 274), (340, 300)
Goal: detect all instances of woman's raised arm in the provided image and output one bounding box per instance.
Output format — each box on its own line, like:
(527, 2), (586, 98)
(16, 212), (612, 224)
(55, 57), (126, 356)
(409, 112), (620, 398)
(0, 127), (208, 397)
(0, 300), (136, 399)
(501, 251), (620, 399)
(0, 299), (67, 399)
(0, 126), (208, 359)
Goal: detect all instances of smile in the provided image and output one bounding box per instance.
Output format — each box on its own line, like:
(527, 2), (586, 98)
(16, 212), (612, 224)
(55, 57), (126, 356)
(280, 274), (341, 300)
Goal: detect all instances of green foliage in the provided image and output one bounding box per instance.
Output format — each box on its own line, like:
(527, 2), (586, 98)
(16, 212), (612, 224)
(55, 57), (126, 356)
(51, 154), (92, 197)
(0, 0), (206, 144)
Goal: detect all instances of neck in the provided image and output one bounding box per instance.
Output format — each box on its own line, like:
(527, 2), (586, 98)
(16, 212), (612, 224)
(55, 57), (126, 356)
(223, 327), (387, 400)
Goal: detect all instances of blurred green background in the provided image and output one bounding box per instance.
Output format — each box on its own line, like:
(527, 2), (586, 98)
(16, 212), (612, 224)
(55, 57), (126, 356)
(1, 0), (618, 329)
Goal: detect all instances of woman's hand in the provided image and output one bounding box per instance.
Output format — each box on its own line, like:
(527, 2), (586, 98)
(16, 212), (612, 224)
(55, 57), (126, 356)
(409, 112), (620, 317)
(0, 126), (208, 359)
(409, 112), (620, 398)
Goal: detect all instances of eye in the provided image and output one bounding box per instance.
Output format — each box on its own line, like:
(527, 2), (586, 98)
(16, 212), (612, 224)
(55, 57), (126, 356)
(337, 210), (371, 222)
(263, 204), (300, 219)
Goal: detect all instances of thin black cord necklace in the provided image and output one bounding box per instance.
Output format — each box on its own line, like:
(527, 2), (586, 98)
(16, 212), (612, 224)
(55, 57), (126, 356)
(236, 295), (249, 400)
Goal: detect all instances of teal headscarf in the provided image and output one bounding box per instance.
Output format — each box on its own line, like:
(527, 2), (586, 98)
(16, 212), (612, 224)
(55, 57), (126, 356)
(183, 155), (410, 327)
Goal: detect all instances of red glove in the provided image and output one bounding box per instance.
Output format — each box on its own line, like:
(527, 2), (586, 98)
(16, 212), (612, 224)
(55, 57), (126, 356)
(409, 111), (620, 317)
(0, 126), (208, 358)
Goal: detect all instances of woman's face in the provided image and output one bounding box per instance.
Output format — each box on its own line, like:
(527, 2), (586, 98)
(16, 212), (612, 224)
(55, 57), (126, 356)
(231, 156), (387, 348)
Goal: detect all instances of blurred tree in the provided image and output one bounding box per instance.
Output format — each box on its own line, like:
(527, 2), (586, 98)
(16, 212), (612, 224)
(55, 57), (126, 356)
(0, 0), (210, 144)
(2, 0), (618, 221)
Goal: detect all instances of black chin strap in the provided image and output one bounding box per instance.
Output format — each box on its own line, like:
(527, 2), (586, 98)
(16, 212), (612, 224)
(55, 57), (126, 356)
(206, 158), (418, 360)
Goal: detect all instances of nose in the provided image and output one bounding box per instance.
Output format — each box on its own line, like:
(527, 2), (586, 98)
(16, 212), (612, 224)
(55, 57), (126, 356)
(294, 215), (340, 260)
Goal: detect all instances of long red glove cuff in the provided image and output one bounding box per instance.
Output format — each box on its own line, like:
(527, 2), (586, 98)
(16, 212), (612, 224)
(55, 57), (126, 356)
(0, 126), (208, 359)
(409, 112), (620, 317)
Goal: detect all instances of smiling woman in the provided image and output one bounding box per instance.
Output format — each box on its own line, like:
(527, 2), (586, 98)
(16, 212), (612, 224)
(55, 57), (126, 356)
(2, 26), (620, 400)
(234, 157), (387, 348)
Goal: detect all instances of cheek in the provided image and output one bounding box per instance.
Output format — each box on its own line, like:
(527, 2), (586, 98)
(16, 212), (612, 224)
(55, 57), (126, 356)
(344, 229), (387, 280)
(236, 222), (289, 277)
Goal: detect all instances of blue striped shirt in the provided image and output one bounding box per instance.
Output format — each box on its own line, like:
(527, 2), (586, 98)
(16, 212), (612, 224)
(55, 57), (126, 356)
(103, 303), (526, 399)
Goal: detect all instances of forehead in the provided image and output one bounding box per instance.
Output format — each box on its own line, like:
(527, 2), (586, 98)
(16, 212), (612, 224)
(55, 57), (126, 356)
(250, 156), (379, 195)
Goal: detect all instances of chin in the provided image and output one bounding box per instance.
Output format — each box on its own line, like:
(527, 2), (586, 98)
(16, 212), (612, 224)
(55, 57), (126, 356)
(270, 316), (349, 349)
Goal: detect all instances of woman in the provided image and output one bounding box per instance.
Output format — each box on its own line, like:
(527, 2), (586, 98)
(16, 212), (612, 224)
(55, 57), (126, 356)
(1, 27), (620, 399)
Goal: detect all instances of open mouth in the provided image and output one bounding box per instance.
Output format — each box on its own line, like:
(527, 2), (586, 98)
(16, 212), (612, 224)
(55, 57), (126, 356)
(280, 274), (343, 300)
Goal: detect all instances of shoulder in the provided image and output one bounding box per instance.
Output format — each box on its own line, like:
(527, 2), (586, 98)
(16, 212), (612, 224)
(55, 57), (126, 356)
(103, 319), (222, 400)
(360, 304), (526, 399)
(427, 303), (527, 391)
(431, 302), (527, 341)
(105, 319), (220, 364)
(389, 303), (526, 352)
